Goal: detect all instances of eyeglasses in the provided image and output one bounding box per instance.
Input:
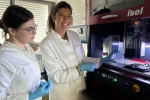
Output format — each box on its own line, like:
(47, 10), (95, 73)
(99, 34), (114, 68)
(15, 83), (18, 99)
(19, 25), (38, 35)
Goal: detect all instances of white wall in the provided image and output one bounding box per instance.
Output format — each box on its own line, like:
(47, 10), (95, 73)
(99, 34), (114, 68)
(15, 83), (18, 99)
(44, 0), (59, 2)
(64, 0), (85, 26)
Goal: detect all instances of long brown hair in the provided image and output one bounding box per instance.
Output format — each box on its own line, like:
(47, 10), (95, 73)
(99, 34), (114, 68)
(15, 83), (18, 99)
(47, 1), (72, 33)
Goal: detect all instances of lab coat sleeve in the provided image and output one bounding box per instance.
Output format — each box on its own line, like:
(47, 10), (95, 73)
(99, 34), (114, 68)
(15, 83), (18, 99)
(78, 36), (100, 69)
(0, 59), (29, 100)
(40, 43), (80, 84)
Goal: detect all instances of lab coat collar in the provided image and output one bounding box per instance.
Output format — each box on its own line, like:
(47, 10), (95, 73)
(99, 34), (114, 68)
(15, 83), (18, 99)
(4, 41), (29, 51)
(50, 29), (62, 39)
(50, 29), (70, 41)
(3, 41), (39, 68)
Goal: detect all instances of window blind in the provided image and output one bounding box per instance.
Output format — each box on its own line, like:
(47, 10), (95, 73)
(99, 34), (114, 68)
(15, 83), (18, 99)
(15, 0), (49, 43)
(0, 0), (10, 44)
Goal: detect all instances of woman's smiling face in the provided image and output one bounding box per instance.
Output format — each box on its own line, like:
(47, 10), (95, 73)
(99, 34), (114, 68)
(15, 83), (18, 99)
(53, 8), (72, 32)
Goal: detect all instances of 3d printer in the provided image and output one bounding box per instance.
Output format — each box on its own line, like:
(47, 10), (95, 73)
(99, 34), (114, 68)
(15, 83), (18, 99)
(82, 17), (150, 100)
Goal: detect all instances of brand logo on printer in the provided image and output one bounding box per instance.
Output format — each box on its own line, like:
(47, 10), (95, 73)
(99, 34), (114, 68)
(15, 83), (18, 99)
(127, 7), (144, 17)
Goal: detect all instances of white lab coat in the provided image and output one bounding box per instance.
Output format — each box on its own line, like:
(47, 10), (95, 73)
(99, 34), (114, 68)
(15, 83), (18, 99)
(0, 41), (41, 100)
(39, 29), (100, 100)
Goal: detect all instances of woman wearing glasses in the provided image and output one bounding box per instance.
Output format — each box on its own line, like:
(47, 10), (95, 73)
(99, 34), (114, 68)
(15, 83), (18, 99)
(0, 5), (52, 100)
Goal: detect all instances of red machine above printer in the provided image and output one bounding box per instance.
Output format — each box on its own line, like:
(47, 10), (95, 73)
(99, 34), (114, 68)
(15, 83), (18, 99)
(85, 0), (150, 25)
